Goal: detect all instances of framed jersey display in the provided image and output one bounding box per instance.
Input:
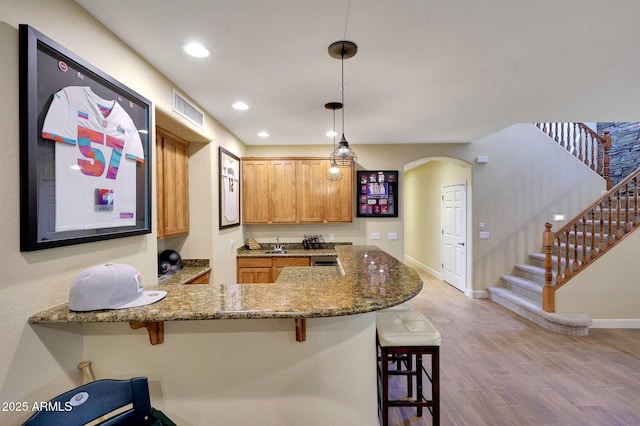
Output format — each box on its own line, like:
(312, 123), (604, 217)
(356, 170), (399, 218)
(218, 147), (241, 229)
(19, 25), (152, 251)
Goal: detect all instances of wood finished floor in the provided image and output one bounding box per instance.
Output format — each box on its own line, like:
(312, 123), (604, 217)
(385, 271), (640, 426)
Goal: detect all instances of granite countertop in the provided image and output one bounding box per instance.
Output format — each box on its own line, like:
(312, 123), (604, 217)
(157, 259), (211, 285)
(28, 246), (422, 324)
(236, 242), (348, 257)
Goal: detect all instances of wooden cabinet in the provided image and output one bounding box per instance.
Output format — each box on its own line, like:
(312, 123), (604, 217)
(241, 161), (271, 223)
(157, 128), (189, 238)
(272, 257), (311, 281)
(237, 256), (310, 283)
(242, 157), (352, 224)
(237, 257), (273, 283)
(186, 272), (210, 285)
(297, 159), (326, 223)
(325, 162), (353, 222)
(270, 160), (297, 223)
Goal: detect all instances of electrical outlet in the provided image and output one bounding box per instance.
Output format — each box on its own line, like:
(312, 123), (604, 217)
(230, 239), (235, 249)
(371, 232), (381, 240)
(329, 233), (335, 241)
(388, 232), (398, 240)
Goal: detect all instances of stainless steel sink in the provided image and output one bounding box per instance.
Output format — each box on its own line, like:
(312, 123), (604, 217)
(157, 274), (172, 283)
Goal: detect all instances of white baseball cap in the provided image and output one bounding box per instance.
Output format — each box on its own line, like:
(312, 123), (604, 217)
(69, 264), (167, 312)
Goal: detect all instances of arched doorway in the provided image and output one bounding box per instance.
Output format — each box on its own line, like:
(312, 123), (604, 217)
(403, 157), (472, 293)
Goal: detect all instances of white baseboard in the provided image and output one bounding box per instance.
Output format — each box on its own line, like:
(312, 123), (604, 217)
(403, 255), (441, 279)
(466, 289), (488, 299)
(590, 318), (640, 329)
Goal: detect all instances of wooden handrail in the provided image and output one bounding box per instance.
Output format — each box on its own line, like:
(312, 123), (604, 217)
(535, 123), (611, 189)
(542, 167), (640, 312)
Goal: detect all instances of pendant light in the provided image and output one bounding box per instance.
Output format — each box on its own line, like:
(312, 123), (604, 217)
(328, 40), (358, 167)
(325, 102), (344, 181)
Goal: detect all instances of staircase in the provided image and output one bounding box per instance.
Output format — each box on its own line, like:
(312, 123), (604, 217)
(488, 123), (640, 336)
(487, 251), (593, 336)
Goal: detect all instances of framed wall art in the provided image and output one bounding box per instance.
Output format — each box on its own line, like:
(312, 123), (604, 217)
(356, 170), (399, 218)
(219, 147), (241, 229)
(19, 25), (152, 251)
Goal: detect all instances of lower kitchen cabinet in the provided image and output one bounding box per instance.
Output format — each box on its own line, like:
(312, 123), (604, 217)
(237, 256), (310, 283)
(186, 272), (210, 284)
(272, 257), (310, 281)
(237, 257), (272, 283)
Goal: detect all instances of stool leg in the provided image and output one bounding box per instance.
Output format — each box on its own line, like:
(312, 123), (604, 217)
(416, 353), (423, 417)
(381, 348), (389, 426)
(407, 352), (413, 398)
(432, 348), (440, 425)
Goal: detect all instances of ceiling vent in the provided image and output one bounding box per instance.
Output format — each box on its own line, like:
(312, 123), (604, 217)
(172, 90), (204, 128)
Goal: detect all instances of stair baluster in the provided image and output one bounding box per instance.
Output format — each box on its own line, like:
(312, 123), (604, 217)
(535, 123), (611, 189)
(542, 167), (640, 312)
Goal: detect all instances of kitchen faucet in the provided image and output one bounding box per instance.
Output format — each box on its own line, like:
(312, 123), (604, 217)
(274, 235), (283, 251)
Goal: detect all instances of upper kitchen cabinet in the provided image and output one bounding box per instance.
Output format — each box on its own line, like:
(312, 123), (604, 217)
(241, 160), (271, 223)
(242, 159), (297, 223)
(297, 159), (326, 223)
(157, 127), (189, 238)
(270, 159), (297, 223)
(325, 164), (353, 222)
(242, 157), (352, 224)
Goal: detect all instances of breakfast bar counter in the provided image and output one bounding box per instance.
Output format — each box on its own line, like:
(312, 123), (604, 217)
(29, 245), (421, 325)
(27, 245), (420, 425)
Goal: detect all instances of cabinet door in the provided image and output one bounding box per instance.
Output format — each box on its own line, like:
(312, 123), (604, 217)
(157, 128), (189, 238)
(237, 268), (272, 283)
(270, 160), (297, 223)
(297, 159), (325, 223)
(273, 257), (310, 281)
(242, 161), (271, 223)
(325, 162), (353, 222)
(237, 257), (273, 283)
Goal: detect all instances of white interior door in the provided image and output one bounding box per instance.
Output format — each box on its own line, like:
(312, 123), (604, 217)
(441, 184), (467, 292)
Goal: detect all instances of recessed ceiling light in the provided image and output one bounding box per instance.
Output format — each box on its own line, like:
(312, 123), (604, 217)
(257, 131), (270, 138)
(232, 102), (249, 111)
(183, 42), (210, 58)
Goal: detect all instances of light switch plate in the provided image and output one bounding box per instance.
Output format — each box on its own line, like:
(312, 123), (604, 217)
(388, 232), (398, 240)
(479, 231), (490, 240)
(371, 232), (381, 240)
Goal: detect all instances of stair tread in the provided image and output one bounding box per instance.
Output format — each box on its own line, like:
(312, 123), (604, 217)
(500, 274), (544, 293)
(487, 286), (592, 327)
(514, 263), (545, 274)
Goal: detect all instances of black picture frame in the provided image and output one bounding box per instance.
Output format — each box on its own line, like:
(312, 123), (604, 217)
(19, 25), (152, 251)
(218, 147), (241, 229)
(356, 170), (399, 218)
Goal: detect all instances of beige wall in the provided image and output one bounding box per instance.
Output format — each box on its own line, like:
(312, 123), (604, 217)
(556, 229), (640, 321)
(1, 0), (636, 423)
(0, 0), (244, 423)
(404, 160), (472, 278)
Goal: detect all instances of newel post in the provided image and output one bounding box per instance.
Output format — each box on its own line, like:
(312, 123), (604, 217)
(542, 223), (555, 313)
(602, 130), (612, 190)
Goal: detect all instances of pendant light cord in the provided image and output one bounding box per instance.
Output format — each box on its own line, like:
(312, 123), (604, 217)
(343, 0), (352, 39)
(341, 45), (346, 138)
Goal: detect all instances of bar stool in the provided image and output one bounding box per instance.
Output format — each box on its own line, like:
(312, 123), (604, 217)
(376, 310), (441, 426)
